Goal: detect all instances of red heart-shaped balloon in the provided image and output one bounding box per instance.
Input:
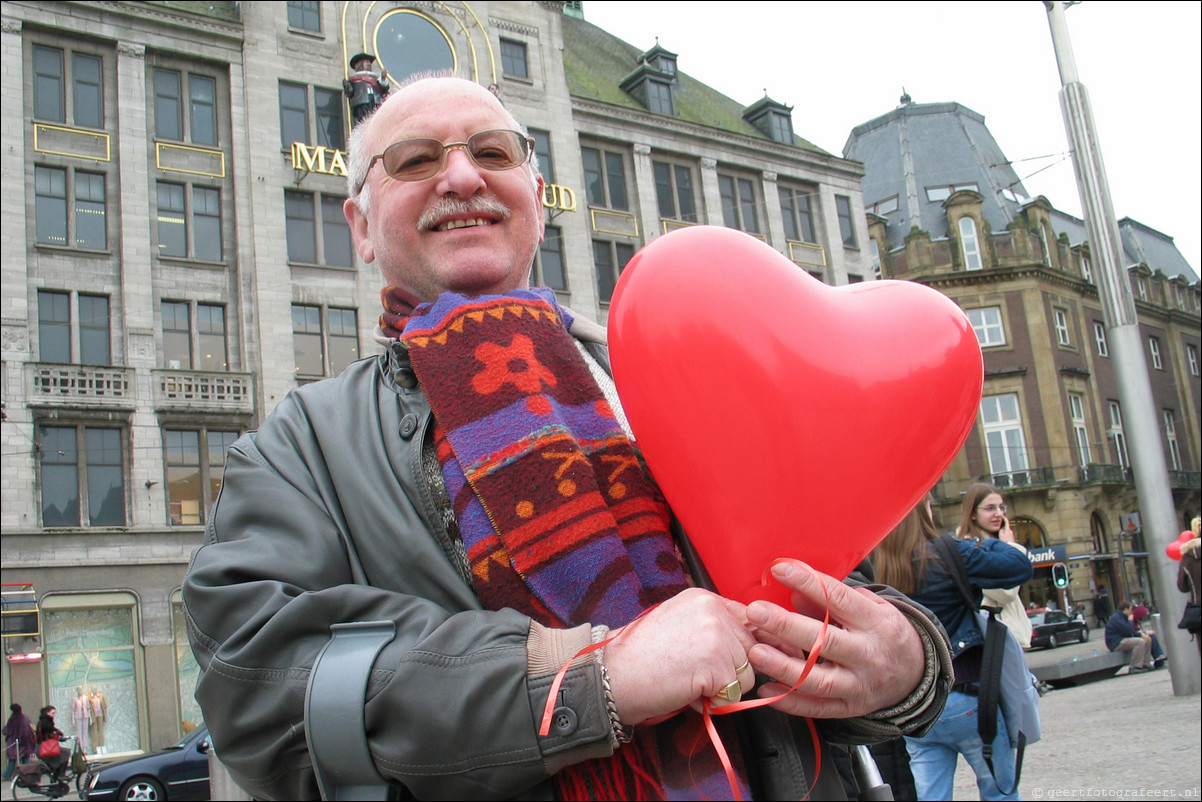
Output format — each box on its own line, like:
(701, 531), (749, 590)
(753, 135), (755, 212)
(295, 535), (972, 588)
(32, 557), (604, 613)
(608, 226), (983, 607)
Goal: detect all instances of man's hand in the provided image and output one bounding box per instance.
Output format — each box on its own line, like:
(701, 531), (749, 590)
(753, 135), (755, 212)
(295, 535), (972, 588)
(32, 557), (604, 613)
(603, 588), (757, 726)
(745, 560), (925, 719)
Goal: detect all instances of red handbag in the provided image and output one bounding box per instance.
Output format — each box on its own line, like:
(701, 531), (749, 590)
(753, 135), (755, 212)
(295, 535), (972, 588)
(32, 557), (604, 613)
(37, 738), (61, 759)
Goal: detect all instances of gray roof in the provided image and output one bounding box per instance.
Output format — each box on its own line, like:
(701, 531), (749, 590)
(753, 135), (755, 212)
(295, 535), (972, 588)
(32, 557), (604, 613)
(844, 101), (1028, 245)
(845, 100), (1198, 283)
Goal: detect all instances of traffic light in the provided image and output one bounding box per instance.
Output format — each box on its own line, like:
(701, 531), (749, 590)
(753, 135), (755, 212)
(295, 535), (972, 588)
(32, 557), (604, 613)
(1052, 562), (1069, 588)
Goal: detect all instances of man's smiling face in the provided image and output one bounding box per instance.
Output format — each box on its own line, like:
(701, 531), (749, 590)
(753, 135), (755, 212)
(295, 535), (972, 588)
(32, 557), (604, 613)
(345, 77), (545, 301)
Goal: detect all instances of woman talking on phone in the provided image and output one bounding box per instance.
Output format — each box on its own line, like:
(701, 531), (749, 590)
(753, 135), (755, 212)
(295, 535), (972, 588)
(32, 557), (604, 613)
(959, 483), (1033, 649)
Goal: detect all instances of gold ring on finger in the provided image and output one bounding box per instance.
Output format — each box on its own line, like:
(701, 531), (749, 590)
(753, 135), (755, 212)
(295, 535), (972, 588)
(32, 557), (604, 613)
(717, 678), (742, 703)
(735, 659), (751, 675)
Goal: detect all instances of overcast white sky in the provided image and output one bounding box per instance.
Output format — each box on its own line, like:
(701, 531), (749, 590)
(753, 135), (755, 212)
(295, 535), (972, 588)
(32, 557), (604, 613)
(580, 1), (1202, 273)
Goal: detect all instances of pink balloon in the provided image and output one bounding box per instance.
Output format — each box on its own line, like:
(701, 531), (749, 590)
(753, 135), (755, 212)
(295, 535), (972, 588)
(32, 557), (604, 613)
(1167, 541), (1183, 561)
(608, 226), (983, 606)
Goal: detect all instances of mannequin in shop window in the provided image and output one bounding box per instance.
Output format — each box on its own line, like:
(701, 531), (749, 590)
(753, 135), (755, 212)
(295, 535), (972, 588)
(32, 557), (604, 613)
(88, 689), (107, 755)
(71, 687), (91, 754)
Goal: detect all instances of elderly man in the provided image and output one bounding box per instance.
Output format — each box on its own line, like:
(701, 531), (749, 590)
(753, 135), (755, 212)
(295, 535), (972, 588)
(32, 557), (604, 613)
(183, 75), (951, 801)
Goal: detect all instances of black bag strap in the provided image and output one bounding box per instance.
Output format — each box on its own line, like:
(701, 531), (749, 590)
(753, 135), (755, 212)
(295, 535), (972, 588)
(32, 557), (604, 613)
(304, 620), (399, 801)
(932, 535), (1024, 795)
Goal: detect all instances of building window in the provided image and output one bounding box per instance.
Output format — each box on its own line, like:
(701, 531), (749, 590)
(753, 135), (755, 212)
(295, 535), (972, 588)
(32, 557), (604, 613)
(925, 183), (978, 202)
(593, 239), (635, 304)
(532, 225), (566, 291)
(279, 81), (309, 147)
(156, 182), (223, 261)
(285, 191), (353, 267)
(1108, 401), (1128, 469)
(1054, 308), (1071, 346)
(718, 174), (759, 234)
(1094, 322), (1109, 357)
(959, 216), (983, 270)
(868, 196), (899, 216)
(967, 306), (1006, 347)
(38, 289), (71, 363)
(1069, 392), (1091, 466)
(165, 428), (238, 525)
(654, 161), (697, 223)
(162, 301), (228, 371)
(1148, 337), (1163, 370)
(1135, 274), (1148, 301)
(779, 186), (816, 243)
(869, 239), (881, 279)
(33, 45), (104, 128)
(154, 68), (218, 145)
(980, 393), (1029, 478)
(280, 83), (345, 151)
(38, 424), (126, 527)
(79, 294), (111, 365)
(530, 129), (555, 183)
(287, 0), (321, 32)
(35, 166), (107, 250)
(38, 290), (110, 365)
(1080, 254), (1093, 282)
(581, 147), (629, 211)
(500, 39), (529, 80)
(41, 597), (141, 752)
(1163, 410), (1181, 471)
(293, 305), (359, 377)
(315, 87), (345, 151)
(835, 194), (857, 247)
(646, 79), (675, 115)
(1187, 344), (1199, 376)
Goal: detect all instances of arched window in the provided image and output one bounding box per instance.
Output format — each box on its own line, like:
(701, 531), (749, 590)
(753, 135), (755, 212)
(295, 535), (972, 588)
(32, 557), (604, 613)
(1009, 516), (1045, 550)
(959, 216), (983, 270)
(1091, 511), (1110, 554)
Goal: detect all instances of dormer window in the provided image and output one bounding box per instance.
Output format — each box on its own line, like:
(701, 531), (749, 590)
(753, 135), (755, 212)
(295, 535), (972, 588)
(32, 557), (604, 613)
(742, 96), (794, 145)
(640, 43), (678, 81)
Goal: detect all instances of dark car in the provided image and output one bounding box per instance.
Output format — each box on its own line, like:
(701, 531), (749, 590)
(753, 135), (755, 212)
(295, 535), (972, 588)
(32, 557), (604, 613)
(1028, 608), (1090, 648)
(81, 726), (210, 801)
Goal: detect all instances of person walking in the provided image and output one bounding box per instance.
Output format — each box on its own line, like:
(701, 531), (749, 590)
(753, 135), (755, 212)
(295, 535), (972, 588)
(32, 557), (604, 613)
(873, 495), (1034, 800)
(959, 483), (1033, 649)
(3, 703), (36, 780)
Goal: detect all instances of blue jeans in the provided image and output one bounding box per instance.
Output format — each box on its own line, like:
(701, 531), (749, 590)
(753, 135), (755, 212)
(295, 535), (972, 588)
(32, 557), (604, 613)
(904, 689), (1020, 800)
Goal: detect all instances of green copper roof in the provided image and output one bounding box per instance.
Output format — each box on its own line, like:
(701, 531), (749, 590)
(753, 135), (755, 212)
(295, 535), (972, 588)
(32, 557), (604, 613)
(561, 14), (828, 156)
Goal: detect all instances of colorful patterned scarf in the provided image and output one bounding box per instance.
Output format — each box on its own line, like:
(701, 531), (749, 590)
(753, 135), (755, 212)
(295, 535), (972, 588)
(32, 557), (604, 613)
(384, 287), (750, 801)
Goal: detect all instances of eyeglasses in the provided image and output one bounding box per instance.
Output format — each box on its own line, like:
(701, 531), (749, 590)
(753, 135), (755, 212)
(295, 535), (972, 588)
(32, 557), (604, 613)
(353, 129), (534, 194)
(978, 504), (1006, 514)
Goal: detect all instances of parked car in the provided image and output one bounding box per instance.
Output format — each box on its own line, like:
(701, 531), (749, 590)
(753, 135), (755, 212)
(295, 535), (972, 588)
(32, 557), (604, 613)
(1028, 608), (1090, 648)
(81, 725), (210, 801)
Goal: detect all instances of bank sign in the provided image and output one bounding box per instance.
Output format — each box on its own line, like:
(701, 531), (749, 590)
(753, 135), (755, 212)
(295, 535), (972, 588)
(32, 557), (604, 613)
(1027, 545), (1067, 567)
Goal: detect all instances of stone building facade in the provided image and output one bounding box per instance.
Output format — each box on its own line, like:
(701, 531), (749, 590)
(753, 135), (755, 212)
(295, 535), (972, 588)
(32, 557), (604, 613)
(848, 99), (1201, 618)
(1, 1), (875, 753)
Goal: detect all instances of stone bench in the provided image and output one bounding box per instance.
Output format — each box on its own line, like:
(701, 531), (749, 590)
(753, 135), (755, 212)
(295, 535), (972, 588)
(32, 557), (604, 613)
(1030, 649), (1128, 688)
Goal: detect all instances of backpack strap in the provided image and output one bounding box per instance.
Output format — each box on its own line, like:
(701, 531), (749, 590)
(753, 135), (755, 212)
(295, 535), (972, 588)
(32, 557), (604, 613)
(305, 621), (398, 801)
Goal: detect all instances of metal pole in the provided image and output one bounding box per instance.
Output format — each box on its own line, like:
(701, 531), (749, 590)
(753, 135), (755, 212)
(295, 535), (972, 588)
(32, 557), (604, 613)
(1043, 1), (1199, 695)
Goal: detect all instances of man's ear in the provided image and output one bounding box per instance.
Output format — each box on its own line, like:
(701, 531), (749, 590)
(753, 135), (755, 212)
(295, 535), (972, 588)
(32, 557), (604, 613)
(344, 196), (375, 264)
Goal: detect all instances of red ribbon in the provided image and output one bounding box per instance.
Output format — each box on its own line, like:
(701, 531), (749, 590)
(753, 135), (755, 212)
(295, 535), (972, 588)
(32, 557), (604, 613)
(539, 560), (833, 801)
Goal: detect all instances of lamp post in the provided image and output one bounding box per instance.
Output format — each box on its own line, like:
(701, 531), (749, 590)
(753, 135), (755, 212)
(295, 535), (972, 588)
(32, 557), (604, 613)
(1043, 1), (1198, 695)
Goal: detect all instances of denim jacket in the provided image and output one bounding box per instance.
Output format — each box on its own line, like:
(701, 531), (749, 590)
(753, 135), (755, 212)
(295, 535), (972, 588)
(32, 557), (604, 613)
(908, 537), (1034, 659)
